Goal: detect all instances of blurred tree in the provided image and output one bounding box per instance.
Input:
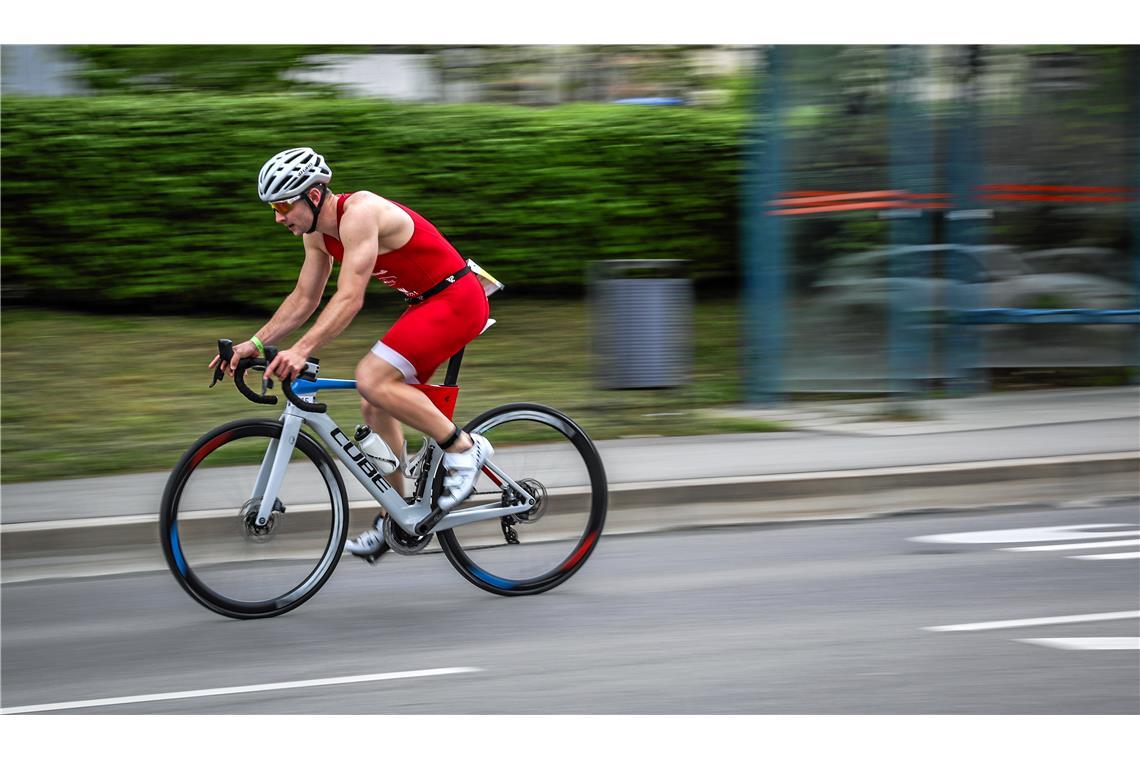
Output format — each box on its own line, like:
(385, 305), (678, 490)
(66, 45), (371, 94)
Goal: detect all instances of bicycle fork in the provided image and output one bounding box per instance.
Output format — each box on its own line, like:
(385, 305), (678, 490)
(250, 413), (305, 527)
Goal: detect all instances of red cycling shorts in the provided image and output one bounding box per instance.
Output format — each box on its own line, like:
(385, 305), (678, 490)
(371, 272), (489, 384)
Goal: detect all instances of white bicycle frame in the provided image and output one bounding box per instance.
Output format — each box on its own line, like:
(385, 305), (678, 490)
(249, 380), (537, 536)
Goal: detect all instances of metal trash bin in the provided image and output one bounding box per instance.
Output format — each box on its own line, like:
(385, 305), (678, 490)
(590, 259), (692, 389)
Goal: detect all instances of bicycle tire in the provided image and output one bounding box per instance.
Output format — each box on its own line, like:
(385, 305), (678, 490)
(160, 418), (349, 619)
(437, 403), (607, 596)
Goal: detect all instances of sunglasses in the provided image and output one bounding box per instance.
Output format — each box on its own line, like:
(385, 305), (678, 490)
(268, 194), (303, 214)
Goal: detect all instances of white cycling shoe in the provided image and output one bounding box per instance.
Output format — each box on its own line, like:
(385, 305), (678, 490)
(345, 524), (390, 564)
(437, 433), (494, 511)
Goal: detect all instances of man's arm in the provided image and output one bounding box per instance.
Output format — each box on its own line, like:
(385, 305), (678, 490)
(253, 237), (333, 346)
(267, 200), (388, 380)
(214, 235), (332, 373)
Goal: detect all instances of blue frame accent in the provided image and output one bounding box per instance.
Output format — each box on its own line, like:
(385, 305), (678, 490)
(291, 378), (357, 395)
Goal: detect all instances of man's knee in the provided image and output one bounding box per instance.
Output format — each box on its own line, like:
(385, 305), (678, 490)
(356, 353), (405, 406)
(360, 395), (386, 418)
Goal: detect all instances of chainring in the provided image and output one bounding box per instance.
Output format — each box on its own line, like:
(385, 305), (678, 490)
(383, 514), (434, 555)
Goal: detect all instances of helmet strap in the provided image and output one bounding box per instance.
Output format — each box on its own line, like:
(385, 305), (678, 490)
(304, 185), (329, 234)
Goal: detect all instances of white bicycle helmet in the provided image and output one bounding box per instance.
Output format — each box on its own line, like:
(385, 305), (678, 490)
(257, 147), (332, 202)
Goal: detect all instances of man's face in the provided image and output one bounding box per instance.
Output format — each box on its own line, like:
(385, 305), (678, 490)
(270, 192), (313, 236)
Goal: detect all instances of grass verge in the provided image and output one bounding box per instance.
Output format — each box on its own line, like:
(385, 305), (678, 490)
(1, 298), (782, 483)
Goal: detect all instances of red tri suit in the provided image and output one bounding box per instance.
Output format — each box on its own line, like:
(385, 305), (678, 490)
(322, 193), (489, 384)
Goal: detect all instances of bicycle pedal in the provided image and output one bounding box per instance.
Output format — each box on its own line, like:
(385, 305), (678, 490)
(358, 543), (390, 565)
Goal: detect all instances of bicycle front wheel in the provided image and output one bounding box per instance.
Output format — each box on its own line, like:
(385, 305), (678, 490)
(437, 403), (607, 596)
(160, 419), (349, 619)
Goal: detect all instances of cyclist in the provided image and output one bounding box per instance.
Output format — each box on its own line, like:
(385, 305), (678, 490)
(210, 147), (493, 563)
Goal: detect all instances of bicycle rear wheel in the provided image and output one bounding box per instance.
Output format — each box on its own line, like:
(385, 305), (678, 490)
(160, 419), (349, 619)
(437, 403), (607, 596)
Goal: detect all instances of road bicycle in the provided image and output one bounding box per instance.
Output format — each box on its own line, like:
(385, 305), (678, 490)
(159, 336), (607, 620)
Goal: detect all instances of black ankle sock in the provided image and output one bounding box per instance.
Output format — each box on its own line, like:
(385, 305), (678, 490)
(437, 425), (462, 450)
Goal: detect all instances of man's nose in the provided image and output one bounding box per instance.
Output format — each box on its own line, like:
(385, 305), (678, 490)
(274, 210), (286, 223)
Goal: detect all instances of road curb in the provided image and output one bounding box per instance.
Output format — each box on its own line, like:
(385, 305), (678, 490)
(607, 451), (1140, 507)
(3, 452), (1136, 567)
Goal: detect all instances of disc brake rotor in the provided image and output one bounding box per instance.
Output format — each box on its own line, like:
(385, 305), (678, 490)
(514, 478), (548, 523)
(237, 498), (285, 542)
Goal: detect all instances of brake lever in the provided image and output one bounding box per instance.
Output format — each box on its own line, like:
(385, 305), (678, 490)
(211, 339), (234, 388)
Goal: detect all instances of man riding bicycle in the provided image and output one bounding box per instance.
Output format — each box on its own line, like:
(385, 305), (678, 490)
(211, 147), (493, 563)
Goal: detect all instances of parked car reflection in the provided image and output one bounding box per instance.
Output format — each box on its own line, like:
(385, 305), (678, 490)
(813, 244), (1136, 316)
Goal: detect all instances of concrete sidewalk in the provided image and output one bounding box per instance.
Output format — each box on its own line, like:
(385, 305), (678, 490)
(2, 387), (1137, 525)
(708, 385), (1140, 436)
(2, 387), (1137, 580)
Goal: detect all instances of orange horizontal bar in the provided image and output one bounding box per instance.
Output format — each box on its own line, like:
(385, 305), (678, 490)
(770, 201), (934, 215)
(777, 190), (950, 207)
(771, 190), (906, 207)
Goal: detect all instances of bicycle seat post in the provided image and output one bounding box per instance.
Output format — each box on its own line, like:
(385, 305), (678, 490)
(442, 348), (464, 387)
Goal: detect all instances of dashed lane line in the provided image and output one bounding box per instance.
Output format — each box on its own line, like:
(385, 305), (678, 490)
(924, 610), (1140, 632)
(1004, 539), (1140, 552)
(0, 667), (483, 714)
(1017, 638), (1140, 651)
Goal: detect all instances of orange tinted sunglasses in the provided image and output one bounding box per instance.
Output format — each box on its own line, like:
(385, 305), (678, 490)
(269, 194), (303, 214)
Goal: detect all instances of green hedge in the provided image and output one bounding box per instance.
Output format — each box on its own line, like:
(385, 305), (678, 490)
(2, 96), (746, 312)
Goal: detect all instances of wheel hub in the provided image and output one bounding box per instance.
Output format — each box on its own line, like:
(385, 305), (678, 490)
(238, 498), (285, 542)
(513, 478), (548, 523)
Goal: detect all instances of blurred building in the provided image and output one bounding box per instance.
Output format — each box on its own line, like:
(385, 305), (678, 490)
(1, 45), (88, 95)
(286, 53), (442, 101)
(288, 45), (753, 105)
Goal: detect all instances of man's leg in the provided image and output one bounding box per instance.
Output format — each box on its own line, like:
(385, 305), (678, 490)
(360, 396), (406, 497)
(356, 351), (492, 511)
(345, 358), (427, 562)
(346, 349), (493, 561)
(355, 353), (474, 454)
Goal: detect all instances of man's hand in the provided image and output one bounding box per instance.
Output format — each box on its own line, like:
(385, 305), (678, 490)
(266, 346), (310, 383)
(208, 340), (260, 377)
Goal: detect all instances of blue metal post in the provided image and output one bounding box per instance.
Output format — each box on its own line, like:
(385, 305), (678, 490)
(945, 45), (989, 394)
(887, 45), (934, 403)
(1133, 45), (1140, 383)
(742, 46), (786, 405)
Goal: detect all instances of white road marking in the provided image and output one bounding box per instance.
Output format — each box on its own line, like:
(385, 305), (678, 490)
(1003, 539), (1140, 552)
(0, 667), (482, 714)
(1072, 552), (1140, 561)
(1017, 638), (1140, 651)
(924, 610), (1140, 632)
(911, 524), (1139, 545)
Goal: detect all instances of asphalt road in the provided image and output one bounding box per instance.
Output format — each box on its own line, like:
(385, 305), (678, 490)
(2, 501), (1137, 714)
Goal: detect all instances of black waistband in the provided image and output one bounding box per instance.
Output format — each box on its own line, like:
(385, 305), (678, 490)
(405, 265), (471, 305)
